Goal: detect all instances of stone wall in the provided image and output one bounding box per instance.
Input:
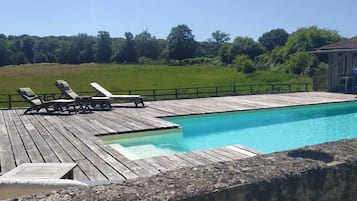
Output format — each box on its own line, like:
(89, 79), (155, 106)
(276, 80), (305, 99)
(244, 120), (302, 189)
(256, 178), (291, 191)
(11, 139), (357, 201)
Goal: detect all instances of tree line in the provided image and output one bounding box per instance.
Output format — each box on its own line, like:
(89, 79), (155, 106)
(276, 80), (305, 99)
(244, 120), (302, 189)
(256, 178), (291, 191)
(0, 25), (343, 75)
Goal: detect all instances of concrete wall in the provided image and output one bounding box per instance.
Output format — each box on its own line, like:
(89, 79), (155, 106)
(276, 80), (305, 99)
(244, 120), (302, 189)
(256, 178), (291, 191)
(14, 139), (357, 201)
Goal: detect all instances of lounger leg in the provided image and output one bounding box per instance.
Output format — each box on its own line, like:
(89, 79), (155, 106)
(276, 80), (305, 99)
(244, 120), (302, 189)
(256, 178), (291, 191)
(24, 108), (31, 114)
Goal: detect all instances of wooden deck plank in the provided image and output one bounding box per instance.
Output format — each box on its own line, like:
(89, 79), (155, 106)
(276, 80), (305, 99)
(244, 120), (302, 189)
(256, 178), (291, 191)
(183, 152), (216, 165)
(93, 142), (155, 178)
(31, 114), (75, 163)
(45, 115), (126, 180)
(192, 150), (224, 163)
(87, 112), (132, 134)
(72, 166), (89, 181)
(109, 111), (161, 130)
(0, 111), (16, 173)
(149, 156), (180, 171)
(71, 114), (111, 134)
(132, 159), (161, 175)
(213, 147), (248, 160)
(9, 110), (44, 163)
(200, 149), (232, 162)
(2, 110), (30, 166)
(161, 154), (194, 168)
(174, 153), (205, 166)
(59, 116), (139, 180)
(113, 108), (179, 129)
(95, 111), (147, 132)
(38, 115), (86, 161)
(141, 157), (171, 172)
(14, 110), (59, 163)
(75, 159), (108, 181)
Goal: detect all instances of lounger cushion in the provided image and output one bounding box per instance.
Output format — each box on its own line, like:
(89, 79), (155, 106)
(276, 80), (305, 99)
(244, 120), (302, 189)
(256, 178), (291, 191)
(59, 80), (71, 90)
(22, 88), (36, 97)
(56, 80), (80, 99)
(90, 82), (113, 97)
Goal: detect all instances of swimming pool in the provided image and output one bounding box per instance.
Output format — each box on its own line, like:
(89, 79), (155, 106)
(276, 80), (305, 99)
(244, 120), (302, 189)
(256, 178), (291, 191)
(104, 101), (357, 159)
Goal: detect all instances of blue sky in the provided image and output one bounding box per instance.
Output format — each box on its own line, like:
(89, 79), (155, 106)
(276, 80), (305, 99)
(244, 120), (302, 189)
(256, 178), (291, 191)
(2, 0), (356, 41)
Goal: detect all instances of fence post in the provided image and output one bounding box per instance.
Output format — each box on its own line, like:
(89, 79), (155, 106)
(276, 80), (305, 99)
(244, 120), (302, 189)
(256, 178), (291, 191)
(305, 83), (308, 91)
(152, 89), (156, 101)
(250, 85), (253, 95)
(175, 89), (178, 99)
(8, 95), (12, 109)
(233, 85), (237, 96)
(288, 84), (291, 92)
(128, 90), (132, 95)
(215, 87), (218, 96)
(271, 84), (275, 93)
(196, 88), (199, 98)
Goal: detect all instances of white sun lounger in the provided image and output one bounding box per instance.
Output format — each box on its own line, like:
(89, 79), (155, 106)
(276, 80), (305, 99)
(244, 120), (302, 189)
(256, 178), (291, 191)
(90, 82), (145, 107)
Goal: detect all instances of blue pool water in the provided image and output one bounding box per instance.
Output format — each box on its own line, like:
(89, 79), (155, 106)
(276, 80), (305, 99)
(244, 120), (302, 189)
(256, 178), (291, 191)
(105, 102), (357, 159)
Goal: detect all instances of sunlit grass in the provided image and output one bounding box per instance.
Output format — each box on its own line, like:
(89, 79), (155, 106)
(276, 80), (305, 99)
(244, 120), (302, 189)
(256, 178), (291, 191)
(0, 63), (311, 94)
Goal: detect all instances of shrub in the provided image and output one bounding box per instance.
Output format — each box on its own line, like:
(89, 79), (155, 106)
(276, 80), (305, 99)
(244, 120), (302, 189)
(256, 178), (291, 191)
(234, 54), (256, 73)
(286, 51), (318, 75)
(182, 57), (215, 65)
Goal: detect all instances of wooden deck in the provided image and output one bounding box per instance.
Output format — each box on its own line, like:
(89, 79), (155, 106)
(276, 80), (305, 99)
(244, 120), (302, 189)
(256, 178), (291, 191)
(0, 92), (356, 181)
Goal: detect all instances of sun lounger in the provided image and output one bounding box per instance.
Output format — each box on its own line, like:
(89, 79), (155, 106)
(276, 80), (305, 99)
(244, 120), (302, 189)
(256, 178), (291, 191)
(90, 82), (145, 107)
(55, 80), (111, 111)
(17, 88), (77, 114)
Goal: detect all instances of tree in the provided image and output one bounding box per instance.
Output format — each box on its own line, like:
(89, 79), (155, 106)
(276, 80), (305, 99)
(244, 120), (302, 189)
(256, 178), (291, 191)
(218, 43), (233, 64)
(134, 30), (162, 59)
(286, 51), (318, 75)
(21, 35), (35, 63)
(167, 24), (197, 65)
(231, 36), (264, 59)
(0, 39), (10, 66)
(209, 30), (230, 46)
(33, 37), (58, 63)
(96, 31), (112, 63)
(195, 41), (217, 57)
(202, 30), (230, 57)
(116, 32), (137, 63)
(283, 26), (341, 57)
(76, 34), (96, 63)
(258, 28), (288, 51)
(254, 46), (286, 70)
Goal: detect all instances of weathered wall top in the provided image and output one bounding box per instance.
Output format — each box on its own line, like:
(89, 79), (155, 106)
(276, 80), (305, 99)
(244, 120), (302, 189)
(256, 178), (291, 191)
(9, 139), (357, 201)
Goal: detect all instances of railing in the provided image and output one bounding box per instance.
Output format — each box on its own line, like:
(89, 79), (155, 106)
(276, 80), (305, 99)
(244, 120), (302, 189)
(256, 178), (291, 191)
(0, 83), (310, 109)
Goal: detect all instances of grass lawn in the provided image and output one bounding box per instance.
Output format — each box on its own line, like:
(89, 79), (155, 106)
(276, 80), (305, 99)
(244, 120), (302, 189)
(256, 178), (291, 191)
(0, 63), (312, 108)
(0, 63), (311, 94)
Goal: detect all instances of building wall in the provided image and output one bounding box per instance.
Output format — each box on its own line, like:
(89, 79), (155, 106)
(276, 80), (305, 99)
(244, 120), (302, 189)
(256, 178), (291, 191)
(328, 52), (357, 92)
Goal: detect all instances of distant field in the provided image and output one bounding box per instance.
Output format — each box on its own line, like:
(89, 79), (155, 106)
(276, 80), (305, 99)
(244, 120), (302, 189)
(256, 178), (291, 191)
(0, 63), (311, 94)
